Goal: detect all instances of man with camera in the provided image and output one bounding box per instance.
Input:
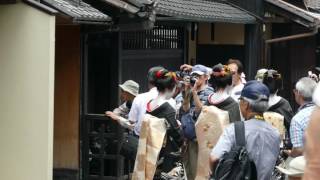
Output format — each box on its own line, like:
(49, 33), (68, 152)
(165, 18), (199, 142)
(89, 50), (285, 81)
(177, 64), (214, 180)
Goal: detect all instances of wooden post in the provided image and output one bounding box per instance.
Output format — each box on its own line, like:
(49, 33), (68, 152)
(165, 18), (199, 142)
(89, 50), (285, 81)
(244, 23), (264, 80)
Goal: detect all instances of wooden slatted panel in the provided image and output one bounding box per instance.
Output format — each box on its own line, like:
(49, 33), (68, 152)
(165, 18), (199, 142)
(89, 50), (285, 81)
(121, 25), (184, 50)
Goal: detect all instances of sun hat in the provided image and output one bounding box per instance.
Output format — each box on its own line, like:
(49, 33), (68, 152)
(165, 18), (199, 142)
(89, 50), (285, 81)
(119, 80), (139, 96)
(276, 156), (306, 177)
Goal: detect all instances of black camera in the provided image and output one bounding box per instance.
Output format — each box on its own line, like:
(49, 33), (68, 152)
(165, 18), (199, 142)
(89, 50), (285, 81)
(175, 70), (190, 79)
(189, 76), (197, 86)
(176, 70), (198, 87)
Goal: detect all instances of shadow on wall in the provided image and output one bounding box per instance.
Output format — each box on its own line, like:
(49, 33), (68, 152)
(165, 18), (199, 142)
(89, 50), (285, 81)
(53, 169), (78, 180)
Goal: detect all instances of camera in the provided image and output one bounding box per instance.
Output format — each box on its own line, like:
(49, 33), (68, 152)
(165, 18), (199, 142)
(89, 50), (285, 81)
(175, 70), (190, 79)
(176, 70), (197, 86)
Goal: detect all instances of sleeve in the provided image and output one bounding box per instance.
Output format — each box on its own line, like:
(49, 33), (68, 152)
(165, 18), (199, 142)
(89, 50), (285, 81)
(282, 99), (294, 134)
(118, 117), (135, 130)
(290, 117), (304, 148)
(113, 102), (129, 117)
(211, 124), (235, 158)
(166, 110), (184, 147)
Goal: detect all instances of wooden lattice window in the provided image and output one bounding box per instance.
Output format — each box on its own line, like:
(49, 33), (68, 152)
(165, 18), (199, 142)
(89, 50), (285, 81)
(121, 25), (184, 50)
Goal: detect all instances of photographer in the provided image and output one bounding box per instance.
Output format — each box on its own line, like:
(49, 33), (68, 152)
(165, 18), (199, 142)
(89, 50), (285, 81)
(177, 64), (214, 180)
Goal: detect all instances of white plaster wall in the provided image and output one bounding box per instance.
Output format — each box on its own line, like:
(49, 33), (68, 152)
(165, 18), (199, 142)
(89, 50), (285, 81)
(0, 2), (55, 180)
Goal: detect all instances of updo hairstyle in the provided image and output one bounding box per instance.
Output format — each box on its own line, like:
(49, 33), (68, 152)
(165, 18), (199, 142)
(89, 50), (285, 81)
(151, 68), (177, 92)
(262, 69), (282, 94)
(209, 63), (232, 89)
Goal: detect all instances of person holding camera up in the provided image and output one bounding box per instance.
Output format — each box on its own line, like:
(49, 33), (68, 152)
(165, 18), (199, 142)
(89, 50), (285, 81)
(177, 64), (214, 180)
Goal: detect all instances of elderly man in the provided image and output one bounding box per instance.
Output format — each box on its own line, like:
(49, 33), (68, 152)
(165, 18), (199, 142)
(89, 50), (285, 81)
(210, 81), (281, 180)
(289, 77), (317, 157)
(106, 66), (163, 135)
(105, 80), (139, 120)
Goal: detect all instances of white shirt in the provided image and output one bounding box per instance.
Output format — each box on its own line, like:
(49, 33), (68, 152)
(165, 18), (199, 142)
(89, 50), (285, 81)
(128, 87), (158, 136)
(230, 83), (244, 101)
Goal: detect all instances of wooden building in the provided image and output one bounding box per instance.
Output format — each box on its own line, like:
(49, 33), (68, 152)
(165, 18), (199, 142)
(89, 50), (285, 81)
(263, 0), (320, 106)
(0, 0), (263, 180)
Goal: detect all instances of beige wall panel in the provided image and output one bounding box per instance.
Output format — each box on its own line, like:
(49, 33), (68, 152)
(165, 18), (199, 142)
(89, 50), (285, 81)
(198, 23), (245, 45)
(53, 25), (80, 169)
(0, 2), (55, 180)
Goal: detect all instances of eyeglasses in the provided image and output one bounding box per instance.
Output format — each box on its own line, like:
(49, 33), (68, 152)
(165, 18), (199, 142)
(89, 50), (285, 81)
(238, 97), (245, 103)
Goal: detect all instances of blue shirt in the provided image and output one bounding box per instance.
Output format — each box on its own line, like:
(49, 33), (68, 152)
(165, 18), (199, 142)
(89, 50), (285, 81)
(211, 119), (281, 180)
(290, 102), (315, 148)
(176, 86), (214, 120)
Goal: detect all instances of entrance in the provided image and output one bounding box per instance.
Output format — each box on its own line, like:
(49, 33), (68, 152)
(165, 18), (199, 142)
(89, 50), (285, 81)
(80, 24), (186, 179)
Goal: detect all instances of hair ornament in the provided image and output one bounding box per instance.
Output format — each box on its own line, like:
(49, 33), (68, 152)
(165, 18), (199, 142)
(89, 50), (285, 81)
(155, 70), (163, 79)
(165, 72), (177, 81)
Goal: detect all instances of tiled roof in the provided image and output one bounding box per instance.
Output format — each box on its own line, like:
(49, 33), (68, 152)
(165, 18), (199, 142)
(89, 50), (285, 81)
(155, 0), (256, 24)
(42, 0), (111, 23)
(266, 0), (320, 28)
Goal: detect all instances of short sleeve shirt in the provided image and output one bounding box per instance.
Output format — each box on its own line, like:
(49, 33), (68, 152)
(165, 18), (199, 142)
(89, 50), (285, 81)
(128, 87), (158, 136)
(211, 119), (281, 180)
(290, 103), (315, 148)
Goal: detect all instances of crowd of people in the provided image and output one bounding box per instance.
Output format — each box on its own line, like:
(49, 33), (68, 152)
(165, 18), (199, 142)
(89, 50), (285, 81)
(105, 59), (320, 180)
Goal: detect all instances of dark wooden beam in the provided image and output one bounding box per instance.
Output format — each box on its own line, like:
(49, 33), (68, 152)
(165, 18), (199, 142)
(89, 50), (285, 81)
(265, 2), (317, 28)
(0, 0), (17, 4)
(244, 23), (264, 79)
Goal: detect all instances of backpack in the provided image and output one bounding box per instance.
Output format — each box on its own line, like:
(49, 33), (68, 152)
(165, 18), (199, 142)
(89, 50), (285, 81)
(180, 113), (196, 140)
(213, 121), (257, 180)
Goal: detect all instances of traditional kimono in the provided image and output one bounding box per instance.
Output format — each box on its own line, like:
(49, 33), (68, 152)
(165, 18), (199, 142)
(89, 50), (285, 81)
(195, 106), (230, 180)
(132, 102), (183, 180)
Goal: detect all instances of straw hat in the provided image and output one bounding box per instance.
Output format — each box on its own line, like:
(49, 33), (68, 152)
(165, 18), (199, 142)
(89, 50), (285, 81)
(119, 80), (139, 96)
(276, 156), (306, 177)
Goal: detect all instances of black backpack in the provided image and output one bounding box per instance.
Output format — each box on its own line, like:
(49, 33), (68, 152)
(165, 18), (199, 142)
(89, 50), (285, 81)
(213, 121), (257, 180)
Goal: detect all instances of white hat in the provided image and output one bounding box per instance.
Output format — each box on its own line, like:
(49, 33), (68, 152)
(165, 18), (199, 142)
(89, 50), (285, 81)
(119, 80), (139, 96)
(255, 68), (268, 82)
(276, 156), (306, 177)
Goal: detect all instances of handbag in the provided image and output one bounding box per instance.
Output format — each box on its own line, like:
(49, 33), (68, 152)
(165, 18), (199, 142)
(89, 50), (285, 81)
(120, 133), (139, 160)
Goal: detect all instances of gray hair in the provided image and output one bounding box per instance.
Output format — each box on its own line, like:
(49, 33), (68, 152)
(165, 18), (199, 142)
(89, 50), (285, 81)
(295, 77), (317, 101)
(242, 97), (269, 113)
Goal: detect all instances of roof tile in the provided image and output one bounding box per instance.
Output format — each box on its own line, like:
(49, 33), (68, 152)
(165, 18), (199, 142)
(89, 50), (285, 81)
(42, 0), (111, 22)
(155, 0), (256, 23)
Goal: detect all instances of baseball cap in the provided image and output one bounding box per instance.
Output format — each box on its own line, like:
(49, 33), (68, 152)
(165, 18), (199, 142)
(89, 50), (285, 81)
(119, 80), (139, 96)
(276, 156), (305, 177)
(239, 80), (270, 101)
(191, 64), (208, 76)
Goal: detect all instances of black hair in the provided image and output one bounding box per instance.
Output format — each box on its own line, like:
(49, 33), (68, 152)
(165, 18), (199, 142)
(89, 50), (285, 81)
(227, 59), (243, 74)
(262, 69), (283, 94)
(147, 66), (164, 85)
(209, 64), (232, 89)
(152, 69), (177, 92)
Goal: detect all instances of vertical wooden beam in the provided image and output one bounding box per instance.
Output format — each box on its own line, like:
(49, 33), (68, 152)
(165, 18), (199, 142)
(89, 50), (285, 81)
(244, 23), (264, 80)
